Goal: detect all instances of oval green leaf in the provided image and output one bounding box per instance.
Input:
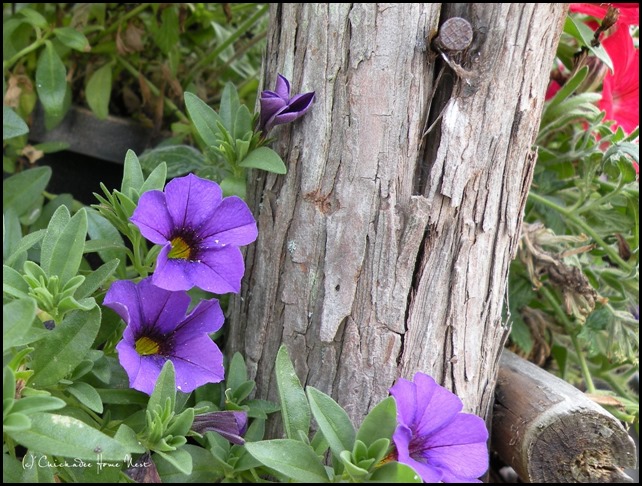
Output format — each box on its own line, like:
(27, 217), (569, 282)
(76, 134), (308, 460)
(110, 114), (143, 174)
(244, 439), (329, 483)
(239, 147), (287, 174)
(85, 64), (112, 120)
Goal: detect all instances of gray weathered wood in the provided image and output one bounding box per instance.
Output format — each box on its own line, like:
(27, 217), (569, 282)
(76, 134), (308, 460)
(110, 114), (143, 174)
(494, 350), (637, 483)
(227, 3), (567, 428)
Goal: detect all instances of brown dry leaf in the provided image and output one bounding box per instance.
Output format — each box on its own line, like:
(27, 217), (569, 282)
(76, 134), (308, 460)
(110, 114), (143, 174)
(21, 145), (45, 164)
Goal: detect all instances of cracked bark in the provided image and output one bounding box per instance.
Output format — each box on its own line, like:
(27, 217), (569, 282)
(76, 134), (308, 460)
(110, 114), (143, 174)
(226, 3), (567, 432)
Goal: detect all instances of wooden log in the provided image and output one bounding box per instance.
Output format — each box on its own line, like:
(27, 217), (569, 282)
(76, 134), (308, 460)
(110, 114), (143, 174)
(493, 350), (637, 482)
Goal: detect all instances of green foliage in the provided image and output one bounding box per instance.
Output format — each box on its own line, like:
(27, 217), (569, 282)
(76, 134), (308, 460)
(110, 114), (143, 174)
(507, 7), (639, 432)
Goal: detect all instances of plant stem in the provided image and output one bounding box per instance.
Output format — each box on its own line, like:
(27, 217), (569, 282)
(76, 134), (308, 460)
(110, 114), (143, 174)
(528, 191), (631, 271)
(116, 57), (189, 124)
(94, 3), (152, 42)
(3, 33), (50, 71)
(186, 4), (269, 83)
(539, 285), (596, 393)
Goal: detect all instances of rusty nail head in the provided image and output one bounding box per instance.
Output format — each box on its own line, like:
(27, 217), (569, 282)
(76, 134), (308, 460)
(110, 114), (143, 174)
(435, 17), (473, 52)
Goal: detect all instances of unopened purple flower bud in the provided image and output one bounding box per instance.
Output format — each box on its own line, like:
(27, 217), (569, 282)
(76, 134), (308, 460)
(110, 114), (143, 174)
(191, 410), (248, 445)
(259, 73), (315, 134)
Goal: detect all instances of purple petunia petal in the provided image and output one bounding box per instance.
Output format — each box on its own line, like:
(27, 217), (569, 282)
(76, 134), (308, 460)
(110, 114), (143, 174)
(117, 339), (166, 395)
(390, 377), (418, 427)
(424, 441), (488, 483)
(130, 190), (174, 245)
(390, 372), (489, 483)
(152, 245), (245, 294)
(131, 354), (167, 395)
(164, 174), (222, 230)
(134, 278), (192, 335)
(170, 335), (225, 393)
(173, 298), (225, 342)
(152, 245), (191, 291)
(104, 280), (139, 331)
(193, 246), (246, 294)
(394, 424), (444, 483)
(272, 111), (307, 127)
(200, 196), (258, 246)
(287, 92), (315, 113)
(413, 373), (463, 438)
(274, 73), (291, 99)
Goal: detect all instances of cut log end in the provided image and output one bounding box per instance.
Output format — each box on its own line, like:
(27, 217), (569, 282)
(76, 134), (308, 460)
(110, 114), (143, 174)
(493, 350), (637, 483)
(528, 408), (637, 483)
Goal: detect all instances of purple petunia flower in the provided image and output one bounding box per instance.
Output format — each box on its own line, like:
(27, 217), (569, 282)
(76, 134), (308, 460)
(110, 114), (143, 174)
(390, 372), (489, 483)
(130, 173), (258, 294)
(103, 278), (225, 395)
(191, 410), (249, 445)
(259, 73), (315, 134)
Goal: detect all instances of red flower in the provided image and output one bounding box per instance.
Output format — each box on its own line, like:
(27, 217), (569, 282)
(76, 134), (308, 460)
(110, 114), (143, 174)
(600, 24), (639, 133)
(570, 3), (640, 26)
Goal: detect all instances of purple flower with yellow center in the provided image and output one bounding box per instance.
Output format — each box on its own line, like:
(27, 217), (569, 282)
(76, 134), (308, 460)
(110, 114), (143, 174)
(259, 73), (315, 134)
(191, 410), (248, 445)
(103, 278), (225, 395)
(130, 173), (257, 294)
(390, 372), (489, 483)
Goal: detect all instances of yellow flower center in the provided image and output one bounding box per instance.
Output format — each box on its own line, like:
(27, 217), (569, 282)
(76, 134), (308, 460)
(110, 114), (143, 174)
(168, 236), (192, 260)
(135, 336), (161, 356)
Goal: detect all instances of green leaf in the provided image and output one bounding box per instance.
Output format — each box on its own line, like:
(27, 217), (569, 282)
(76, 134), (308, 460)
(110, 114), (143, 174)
(219, 82), (241, 133)
(370, 462), (422, 483)
(85, 64), (112, 120)
(96, 388), (148, 405)
(3, 453), (23, 483)
(113, 424), (146, 453)
(30, 307), (101, 388)
(153, 6), (180, 54)
(75, 259), (119, 299)
(86, 209), (125, 271)
(3, 298), (37, 351)
(54, 27), (90, 52)
(148, 361), (176, 414)
(121, 149), (144, 199)
(3, 413), (31, 432)
(226, 352), (248, 392)
(355, 397), (397, 447)
(140, 145), (205, 179)
(339, 450), (369, 480)
(11, 395), (66, 415)
(306, 386), (355, 457)
(239, 147), (287, 174)
(547, 66), (589, 110)
(3, 229), (45, 268)
(155, 448), (193, 476)
(3, 166), (51, 217)
(184, 92), (223, 148)
(44, 207), (88, 284)
(67, 381), (103, 413)
(244, 439), (329, 483)
(275, 345), (310, 440)
(234, 105), (253, 139)
(36, 41), (68, 129)
(5, 412), (131, 461)
(3, 106), (29, 140)
(564, 17), (613, 72)
(2, 265), (31, 300)
(40, 204), (70, 275)
(220, 175), (247, 199)
(140, 162), (168, 195)
(19, 7), (48, 28)
(155, 444), (223, 482)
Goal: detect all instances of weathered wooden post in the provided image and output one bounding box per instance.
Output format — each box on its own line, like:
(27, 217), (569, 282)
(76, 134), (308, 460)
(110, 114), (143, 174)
(227, 3), (567, 431)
